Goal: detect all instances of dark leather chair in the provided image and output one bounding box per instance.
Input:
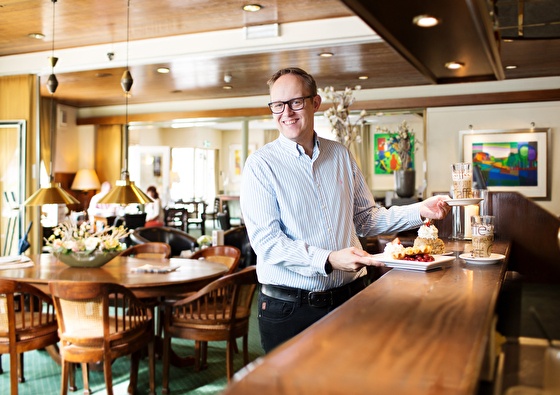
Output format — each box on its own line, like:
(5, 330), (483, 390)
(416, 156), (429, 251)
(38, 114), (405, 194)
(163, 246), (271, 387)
(130, 226), (198, 257)
(217, 212), (231, 231)
(223, 225), (256, 269)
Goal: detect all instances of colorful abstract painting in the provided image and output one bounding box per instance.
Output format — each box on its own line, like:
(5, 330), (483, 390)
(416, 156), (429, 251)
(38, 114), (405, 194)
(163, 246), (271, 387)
(462, 129), (549, 198)
(374, 133), (415, 174)
(471, 141), (538, 187)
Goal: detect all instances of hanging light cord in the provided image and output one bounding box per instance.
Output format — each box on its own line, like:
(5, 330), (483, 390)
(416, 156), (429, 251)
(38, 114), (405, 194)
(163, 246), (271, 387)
(49, 0), (57, 183)
(123, 0), (131, 177)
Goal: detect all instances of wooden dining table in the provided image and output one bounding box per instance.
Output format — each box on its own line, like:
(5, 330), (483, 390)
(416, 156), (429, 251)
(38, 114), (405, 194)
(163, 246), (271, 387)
(0, 253), (228, 299)
(223, 240), (511, 395)
(0, 253), (229, 367)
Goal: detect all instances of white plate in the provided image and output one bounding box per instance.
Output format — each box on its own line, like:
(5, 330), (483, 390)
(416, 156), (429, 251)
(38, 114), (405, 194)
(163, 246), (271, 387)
(368, 253), (455, 272)
(446, 198), (483, 207)
(437, 251), (455, 256)
(0, 256), (22, 264)
(459, 253), (505, 265)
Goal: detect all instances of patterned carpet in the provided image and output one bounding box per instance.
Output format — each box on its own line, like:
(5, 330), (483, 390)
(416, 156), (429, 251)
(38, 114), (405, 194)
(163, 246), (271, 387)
(0, 295), (263, 395)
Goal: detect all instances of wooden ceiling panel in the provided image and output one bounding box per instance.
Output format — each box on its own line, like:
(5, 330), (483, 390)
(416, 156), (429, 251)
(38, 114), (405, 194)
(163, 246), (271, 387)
(2, 0), (560, 110)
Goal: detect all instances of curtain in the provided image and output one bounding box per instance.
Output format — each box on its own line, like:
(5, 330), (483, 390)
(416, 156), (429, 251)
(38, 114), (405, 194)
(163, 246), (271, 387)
(40, 97), (54, 179)
(0, 74), (40, 253)
(264, 129), (279, 144)
(95, 125), (123, 185)
(348, 124), (373, 189)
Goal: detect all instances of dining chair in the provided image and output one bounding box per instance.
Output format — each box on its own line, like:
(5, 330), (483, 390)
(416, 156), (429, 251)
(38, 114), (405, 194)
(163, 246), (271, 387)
(130, 226), (198, 257)
(0, 279), (59, 395)
(203, 198), (220, 228)
(119, 241), (172, 259)
(161, 266), (258, 392)
(190, 245), (241, 275)
(49, 281), (156, 395)
(223, 226), (256, 269)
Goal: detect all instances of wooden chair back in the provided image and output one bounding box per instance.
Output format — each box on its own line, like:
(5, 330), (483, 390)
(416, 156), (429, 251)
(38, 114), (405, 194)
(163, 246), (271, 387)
(119, 241), (172, 259)
(0, 279), (59, 395)
(190, 245), (241, 274)
(49, 281), (155, 395)
(162, 266), (257, 389)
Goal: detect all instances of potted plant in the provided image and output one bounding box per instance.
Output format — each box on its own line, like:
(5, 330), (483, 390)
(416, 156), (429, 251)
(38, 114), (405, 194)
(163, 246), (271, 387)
(377, 121), (418, 198)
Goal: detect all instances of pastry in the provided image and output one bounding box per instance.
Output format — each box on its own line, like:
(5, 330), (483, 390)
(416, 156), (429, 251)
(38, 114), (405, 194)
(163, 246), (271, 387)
(383, 238), (432, 260)
(414, 220), (446, 254)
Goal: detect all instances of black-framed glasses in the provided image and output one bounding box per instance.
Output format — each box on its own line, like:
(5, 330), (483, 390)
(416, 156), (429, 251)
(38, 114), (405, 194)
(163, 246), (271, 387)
(268, 95), (313, 114)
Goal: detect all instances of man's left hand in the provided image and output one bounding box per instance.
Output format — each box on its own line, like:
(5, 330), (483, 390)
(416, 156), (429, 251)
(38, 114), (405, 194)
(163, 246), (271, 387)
(419, 195), (452, 220)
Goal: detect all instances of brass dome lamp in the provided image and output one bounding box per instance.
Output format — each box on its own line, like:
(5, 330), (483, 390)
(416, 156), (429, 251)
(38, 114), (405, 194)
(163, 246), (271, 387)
(98, 0), (152, 206)
(24, 0), (79, 207)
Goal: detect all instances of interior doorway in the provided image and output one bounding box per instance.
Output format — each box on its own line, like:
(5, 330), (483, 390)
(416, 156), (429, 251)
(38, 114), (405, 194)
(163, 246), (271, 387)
(0, 120), (26, 255)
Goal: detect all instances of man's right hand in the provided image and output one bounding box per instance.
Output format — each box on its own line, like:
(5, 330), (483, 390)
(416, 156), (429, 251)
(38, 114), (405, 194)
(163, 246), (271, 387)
(328, 247), (384, 272)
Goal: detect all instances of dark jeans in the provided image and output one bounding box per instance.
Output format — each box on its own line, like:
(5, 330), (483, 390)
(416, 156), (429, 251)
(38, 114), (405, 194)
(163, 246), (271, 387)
(257, 279), (366, 353)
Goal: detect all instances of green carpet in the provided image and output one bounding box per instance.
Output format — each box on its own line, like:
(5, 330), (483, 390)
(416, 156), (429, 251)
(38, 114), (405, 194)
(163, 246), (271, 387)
(0, 295), (263, 395)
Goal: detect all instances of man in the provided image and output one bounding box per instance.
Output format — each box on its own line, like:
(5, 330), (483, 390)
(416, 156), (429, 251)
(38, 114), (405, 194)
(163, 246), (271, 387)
(240, 67), (451, 353)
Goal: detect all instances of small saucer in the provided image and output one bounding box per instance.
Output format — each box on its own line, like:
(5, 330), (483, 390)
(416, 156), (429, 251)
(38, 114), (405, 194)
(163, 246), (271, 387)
(446, 198), (483, 207)
(459, 253), (505, 265)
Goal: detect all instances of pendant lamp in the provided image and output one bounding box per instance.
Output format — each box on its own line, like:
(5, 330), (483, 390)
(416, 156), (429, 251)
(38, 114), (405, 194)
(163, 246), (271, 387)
(98, 0), (152, 205)
(24, 0), (79, 207)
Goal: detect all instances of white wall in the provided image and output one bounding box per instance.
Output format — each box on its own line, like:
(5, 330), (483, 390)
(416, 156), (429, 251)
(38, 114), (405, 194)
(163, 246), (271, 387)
(426, 101), (559, 216)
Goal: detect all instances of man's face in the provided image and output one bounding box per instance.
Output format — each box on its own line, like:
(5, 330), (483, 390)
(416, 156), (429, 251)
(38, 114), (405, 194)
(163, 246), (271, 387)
(269, 74), (321, 144)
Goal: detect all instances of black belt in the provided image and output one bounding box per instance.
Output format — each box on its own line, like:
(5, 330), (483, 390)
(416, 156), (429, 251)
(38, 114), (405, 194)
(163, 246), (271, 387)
(260, 277), (367, 308)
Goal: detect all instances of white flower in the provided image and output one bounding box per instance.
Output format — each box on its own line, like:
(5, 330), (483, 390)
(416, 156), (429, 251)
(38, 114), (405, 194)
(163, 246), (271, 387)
(46, 221), (130, 255)
(84, 237), (100, 251)
(318, 86), (368, 148)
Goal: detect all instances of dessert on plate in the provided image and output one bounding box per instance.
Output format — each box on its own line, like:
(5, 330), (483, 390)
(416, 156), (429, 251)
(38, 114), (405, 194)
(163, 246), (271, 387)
(414, 219), (446, 254)
(383, 238), (433, 261)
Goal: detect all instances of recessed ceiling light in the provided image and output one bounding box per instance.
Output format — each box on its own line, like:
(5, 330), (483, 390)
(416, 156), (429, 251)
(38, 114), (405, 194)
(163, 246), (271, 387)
(505, 65), (518, 70)
(95, 72), (113, 78)
(157, 67), (170, 74)
(223, 85), (233, 90)
(242, 4), (262, 12)
(358, 75), (369, 80)
(412, 15), (440, 28)
(445, 61), (464, 70)
(319, 52), (334, 57)
(28, 33), (45, 39)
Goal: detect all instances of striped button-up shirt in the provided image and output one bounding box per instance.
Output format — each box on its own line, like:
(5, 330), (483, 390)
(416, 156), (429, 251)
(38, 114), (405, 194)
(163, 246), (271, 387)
(240, 133), (423, 291)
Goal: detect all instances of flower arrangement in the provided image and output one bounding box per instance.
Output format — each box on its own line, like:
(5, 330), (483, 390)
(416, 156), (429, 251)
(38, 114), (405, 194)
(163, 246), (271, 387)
(46, 221), (130, 255)
(376, 120), (418, 171)
(197, 235), (212, 248)
(319, 86), (368, 148)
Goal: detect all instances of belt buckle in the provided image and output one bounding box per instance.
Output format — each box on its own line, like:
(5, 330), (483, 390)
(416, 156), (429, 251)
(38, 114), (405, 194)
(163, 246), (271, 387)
(308, 291), (332, 308)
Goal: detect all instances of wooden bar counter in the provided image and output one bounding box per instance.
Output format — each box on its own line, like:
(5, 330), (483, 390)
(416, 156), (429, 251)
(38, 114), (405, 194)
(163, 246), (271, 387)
(224, 240), (510, 395)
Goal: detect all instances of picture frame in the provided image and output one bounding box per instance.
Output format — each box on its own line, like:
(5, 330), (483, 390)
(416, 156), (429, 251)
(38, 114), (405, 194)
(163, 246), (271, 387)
(460, 128), (551, 199)
(373, 132), (416, 175)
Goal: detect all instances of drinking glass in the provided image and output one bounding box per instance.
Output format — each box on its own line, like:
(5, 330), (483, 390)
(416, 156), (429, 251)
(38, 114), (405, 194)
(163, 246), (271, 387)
(471, 215), (494, 258)
(451, 163), (473, 199)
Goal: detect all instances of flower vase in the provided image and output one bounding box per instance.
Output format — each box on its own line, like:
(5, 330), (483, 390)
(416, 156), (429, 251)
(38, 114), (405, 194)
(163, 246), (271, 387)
(394, 169), (416, 198)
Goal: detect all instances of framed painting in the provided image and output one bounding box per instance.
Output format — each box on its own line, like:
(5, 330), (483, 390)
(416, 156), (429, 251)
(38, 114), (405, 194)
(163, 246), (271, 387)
(461, 128), (551, 199)
(373, 132), (415, 175)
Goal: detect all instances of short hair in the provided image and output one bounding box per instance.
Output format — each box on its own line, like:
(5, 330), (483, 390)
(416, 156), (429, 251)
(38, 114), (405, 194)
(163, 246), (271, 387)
(147, 185), (159, 199)
(267, 67), (318, 97)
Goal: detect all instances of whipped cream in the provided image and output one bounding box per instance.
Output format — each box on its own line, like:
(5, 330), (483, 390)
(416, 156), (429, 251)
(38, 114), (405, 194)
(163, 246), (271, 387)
(384, 242), (405, 258)
(417, 223), (439, 240)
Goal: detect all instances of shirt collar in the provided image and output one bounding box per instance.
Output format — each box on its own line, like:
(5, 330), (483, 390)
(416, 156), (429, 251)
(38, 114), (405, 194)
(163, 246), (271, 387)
(278, 132), (319, 157)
